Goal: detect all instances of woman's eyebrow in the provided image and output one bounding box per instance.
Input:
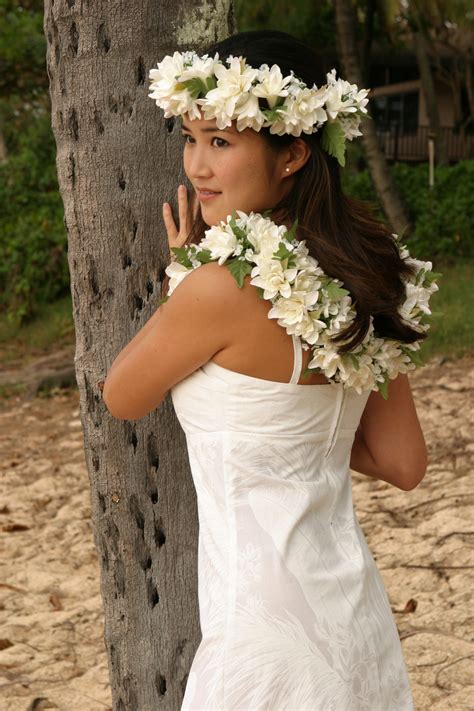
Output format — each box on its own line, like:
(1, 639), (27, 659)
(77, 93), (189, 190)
(181, 123), (231, 133)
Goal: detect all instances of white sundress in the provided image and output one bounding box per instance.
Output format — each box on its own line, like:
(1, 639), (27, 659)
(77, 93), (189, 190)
(170, 333), (415, 711)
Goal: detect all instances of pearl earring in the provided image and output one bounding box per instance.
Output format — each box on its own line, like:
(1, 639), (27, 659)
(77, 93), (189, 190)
(285, 167), (290, 173)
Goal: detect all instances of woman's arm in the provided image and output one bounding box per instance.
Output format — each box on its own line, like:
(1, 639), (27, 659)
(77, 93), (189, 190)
(350, 372), (428, 491)
(106, 306), (164, 381)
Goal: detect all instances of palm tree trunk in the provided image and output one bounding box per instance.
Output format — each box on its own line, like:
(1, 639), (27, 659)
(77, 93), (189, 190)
(43, 1), (235, 708)
(412, 26), (449, 165)
(334, 0), (412, 237)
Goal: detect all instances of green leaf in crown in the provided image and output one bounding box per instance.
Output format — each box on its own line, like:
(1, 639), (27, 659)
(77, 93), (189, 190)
(321, 121), (346, 167)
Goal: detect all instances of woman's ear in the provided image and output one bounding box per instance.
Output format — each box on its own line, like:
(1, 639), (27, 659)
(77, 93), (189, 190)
(283, 138), (311, 176)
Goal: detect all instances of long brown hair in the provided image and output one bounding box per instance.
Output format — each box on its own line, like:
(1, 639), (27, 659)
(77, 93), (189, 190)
(161, 30), (425, 352)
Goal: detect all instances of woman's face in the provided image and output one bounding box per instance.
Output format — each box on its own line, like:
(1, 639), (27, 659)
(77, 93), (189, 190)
(181, 115), (293, 226)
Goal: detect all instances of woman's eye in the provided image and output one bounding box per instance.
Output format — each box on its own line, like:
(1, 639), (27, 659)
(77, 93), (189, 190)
(181, 134), (228, 147)
(212, 137), (228, 148)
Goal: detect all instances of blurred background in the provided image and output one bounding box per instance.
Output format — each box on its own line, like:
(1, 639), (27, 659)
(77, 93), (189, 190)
(0, 0), (472, 387)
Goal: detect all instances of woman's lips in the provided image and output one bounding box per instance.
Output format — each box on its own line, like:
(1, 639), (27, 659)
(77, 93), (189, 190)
(196, 189), (221, 201)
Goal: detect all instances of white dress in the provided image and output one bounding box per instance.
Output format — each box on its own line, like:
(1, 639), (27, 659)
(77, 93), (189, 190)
(171, 333), (415, 711)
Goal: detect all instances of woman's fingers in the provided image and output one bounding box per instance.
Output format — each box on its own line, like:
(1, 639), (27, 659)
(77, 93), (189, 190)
(162, 202), (178, 243)
(178, 184), (188, 232)
(163, 185), (198, 256)
(191, 190), (200, 220)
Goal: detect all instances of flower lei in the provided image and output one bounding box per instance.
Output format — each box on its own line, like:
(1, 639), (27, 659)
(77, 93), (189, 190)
(162, 211), (440, 398)
(148, 51), (370, 167)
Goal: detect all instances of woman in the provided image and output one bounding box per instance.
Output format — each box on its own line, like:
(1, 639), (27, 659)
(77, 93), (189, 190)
(103, 30), (430, 710)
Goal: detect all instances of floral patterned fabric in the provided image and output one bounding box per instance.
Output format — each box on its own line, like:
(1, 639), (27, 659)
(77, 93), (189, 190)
(171, 334), (415, 711)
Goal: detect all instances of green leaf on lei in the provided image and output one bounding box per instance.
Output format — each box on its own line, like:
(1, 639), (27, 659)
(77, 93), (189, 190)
(273, 240), (294, 262)
(349, 353), (359, 370)
(158, 295), (169, 305)
(408, 349), (425, 367)
(378, 373), (390, 400)
(321, 121), (346, 167)
(285, 217), (299, 243)
(324, 281), (350, 299)
(195, 248), (213, 263)
(229, 210), (248, 241)
(424, 270), (443, 283)
(171, 246), (194, 268)
(226, 257), (253, 288)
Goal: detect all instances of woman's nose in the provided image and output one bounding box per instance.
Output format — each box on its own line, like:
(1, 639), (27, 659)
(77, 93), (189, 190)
(186, 147), (213, 180)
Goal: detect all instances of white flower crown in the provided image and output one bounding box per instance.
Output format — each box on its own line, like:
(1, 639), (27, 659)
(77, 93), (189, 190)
(148, 51), (370, 167)
(161, 211), (441, 397)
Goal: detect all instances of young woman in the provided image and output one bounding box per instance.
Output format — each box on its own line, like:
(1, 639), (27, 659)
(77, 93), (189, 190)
(103, 30), (431, 710)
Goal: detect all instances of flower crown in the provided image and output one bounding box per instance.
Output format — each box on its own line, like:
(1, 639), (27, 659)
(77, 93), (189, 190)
(148, 51), (370, 167)
(161, 211), (441, 398)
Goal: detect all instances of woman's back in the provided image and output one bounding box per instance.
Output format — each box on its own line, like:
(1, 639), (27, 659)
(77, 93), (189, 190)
(171, 322), (415, 710)
(207, 273), (331, 386)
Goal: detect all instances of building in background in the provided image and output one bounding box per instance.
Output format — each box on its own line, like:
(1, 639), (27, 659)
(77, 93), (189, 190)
(368, 48), (473, 163)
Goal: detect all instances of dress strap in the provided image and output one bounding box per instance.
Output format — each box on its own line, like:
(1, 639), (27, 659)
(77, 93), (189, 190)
(289, 334), (303, 384)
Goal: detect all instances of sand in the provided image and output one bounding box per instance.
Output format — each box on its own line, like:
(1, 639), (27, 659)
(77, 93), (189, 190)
(0, 353), (473, 710)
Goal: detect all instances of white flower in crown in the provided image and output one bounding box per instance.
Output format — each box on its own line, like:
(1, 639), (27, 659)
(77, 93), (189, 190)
(148, 51), (372, 164)
(199, 55), (261, 130)
(269, 84), (328, 136)
(163, 210), (440, 398)
(179, 52), (220, 83)
(148, 51), (202, 120)
(252, 64), (293, 108)
(337, 115), (364, 141)
(325, 68), (370, 120)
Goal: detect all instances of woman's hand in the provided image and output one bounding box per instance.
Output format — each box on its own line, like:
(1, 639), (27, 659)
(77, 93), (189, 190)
(162, 184), (199, 260)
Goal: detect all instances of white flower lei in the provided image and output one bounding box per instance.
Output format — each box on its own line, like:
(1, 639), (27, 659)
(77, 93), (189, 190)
(148, 52), (370, 167)
(162, 211), (441, 398)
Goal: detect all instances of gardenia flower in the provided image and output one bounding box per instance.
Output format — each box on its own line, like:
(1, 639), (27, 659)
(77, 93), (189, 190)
(338, 115), (363, 141)
(250, 259), (298, 299)
(199, 56), (260, 129)
(325, 68), (369, 120)
(161, 210), (438, 396)
(164, 260), (192, 294)
(199, 223), (238, 264)
(252, 64), (293, 108)
(269, 84), (328, 136)
(179, 52), (220, 83)
(148, 52), (203, 120)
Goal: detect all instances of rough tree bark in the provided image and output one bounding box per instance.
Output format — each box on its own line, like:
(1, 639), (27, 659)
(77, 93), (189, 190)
(334, 0), (412, 238)
(412, 25), (449, 166)
(43, 2), (235, 709)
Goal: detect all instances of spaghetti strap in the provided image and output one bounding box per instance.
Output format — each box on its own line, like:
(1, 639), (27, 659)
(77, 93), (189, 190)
(289, 334), (303, 384)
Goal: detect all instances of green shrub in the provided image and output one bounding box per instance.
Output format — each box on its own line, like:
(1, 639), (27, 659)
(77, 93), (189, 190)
(0, 113), (69, 324)
(342, 160), (474, 261)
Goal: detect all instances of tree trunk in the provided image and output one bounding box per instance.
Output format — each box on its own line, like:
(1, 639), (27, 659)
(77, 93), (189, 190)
(334, 0), (412, 238)
(43, 2), (235, 709)
(412, 28), (449, 165)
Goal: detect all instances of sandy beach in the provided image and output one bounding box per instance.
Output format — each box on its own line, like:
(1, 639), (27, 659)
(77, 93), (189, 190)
(1, 353), (473, 710)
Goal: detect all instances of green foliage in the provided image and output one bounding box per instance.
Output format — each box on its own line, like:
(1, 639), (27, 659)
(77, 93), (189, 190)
(321, 122), (346, 167)
(0, 1), (48, 152)
(235, 0), (336, 48)
(342, 160), (474, 260)
(0, 113), (69, 324)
